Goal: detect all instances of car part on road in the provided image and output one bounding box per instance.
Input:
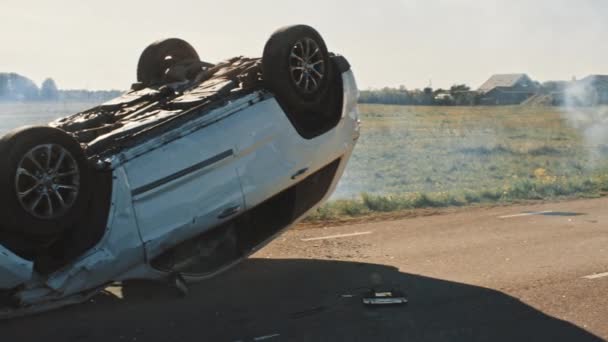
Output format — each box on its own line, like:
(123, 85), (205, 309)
(362, 289), (408, 306)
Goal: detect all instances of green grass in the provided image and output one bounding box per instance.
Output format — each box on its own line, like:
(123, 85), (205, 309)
(309, 175), (608, 221)
(3, 102), (607, 222)
(314, 104), (608, 221)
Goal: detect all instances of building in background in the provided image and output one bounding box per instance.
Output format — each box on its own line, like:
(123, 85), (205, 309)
(477, 74), (539, 105)
(578, 75), (608, 105)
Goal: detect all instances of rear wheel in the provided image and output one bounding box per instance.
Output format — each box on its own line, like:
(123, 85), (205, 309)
(136, 38), (200, 86)
(0, 127), (92, 237)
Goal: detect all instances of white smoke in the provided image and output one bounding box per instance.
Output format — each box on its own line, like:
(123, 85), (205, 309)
(561, 77), (608, 166)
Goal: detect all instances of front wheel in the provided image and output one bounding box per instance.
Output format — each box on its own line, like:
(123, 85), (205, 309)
(0, 126), (92, 237)
(262, 25), (344, 138)
(262, 25), (333, 110)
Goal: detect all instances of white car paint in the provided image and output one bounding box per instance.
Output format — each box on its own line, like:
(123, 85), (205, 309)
(0, 245), (33, 289)
(0, 69), (359, 316)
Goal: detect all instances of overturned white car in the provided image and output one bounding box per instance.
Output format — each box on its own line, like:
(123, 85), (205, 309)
(0, 25), (359, 317)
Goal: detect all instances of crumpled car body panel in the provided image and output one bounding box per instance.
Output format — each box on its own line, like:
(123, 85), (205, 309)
(0, 245), (33, 289)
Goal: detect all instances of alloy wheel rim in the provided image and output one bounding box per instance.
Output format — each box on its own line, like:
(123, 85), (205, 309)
(15, 144), (80, 219)
(289, 38), (326, 94)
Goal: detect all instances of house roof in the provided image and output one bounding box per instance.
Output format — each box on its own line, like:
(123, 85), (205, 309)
(580, 75), (608, 86)
(477, 74), (531, 93)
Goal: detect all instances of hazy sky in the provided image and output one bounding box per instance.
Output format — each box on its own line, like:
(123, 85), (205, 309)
(2, 0), (607, 90)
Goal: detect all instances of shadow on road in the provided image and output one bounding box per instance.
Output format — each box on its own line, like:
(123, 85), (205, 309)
(1, 259), (602, 341)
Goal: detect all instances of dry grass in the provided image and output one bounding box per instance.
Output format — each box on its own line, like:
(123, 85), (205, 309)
(310, 104), (608, 221)
(3, 102), (606, 222)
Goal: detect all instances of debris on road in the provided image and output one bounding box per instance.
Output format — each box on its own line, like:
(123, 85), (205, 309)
(362, 289), (408, 306)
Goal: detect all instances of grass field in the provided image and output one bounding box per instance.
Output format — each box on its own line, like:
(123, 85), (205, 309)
(2, 102), (607, 221)
(315, 104), (608, 220)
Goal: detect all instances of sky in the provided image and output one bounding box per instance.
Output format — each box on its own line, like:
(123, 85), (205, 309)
(1, 0), (607, 91)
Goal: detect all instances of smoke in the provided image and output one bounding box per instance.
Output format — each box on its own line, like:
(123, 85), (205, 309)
(560, 76), (608, 166)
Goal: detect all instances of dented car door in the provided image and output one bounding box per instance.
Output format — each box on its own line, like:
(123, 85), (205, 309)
(124, 118), (244, 259)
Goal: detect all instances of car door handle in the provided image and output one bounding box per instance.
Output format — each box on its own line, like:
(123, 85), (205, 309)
(291, 167), (309, 180)
(218, 205), (241, 219)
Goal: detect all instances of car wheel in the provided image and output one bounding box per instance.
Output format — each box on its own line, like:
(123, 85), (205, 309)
(137, 38), (200, 86)
(262, 25), (333, 111)
(0, 126), (92, 237)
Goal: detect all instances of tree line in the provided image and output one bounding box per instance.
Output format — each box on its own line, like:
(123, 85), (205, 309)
(359, 84), (478, 106)
(0, 73), (122, 102)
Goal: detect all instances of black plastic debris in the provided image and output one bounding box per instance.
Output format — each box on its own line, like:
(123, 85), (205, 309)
(362, 288), (408, 306)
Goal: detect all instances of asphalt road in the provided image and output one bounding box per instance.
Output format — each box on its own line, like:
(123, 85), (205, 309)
(2, 197), (608, 341)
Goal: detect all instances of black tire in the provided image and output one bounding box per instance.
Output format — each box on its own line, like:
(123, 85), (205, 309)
(262, 25), (333, 111)
(137, 38), (200, 86)
(0, 126), (92, 237)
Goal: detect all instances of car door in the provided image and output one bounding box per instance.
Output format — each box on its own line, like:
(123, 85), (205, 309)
(225, 96), (352, 212)
(123, 119), (244, 258)
(224, 98), (316, 209)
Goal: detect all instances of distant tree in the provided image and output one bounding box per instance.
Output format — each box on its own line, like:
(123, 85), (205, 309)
(40, 78), (59, 101)
(0, 72), (124, 103)
(358, 83), (478, 106)
(433, 88), (446, 96)
(0, 73), (39, 101)
(359, 86), (413, 105)
(449, 84), (470, 94)
(0, 74), (8, 99)
(450, 84), (475, 105)
(421, 87), (434, 105)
